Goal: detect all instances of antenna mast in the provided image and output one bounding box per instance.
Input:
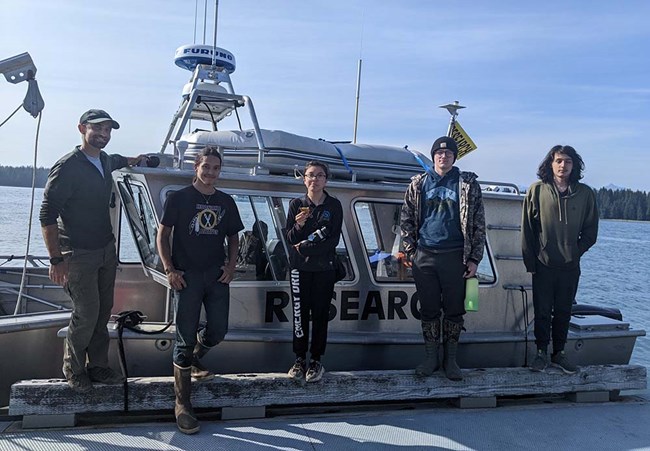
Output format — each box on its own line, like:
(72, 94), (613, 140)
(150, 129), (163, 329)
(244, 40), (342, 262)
(352, 58), (362, 143)
(212, 0), (219, 66)
(439, 100), (465, 137)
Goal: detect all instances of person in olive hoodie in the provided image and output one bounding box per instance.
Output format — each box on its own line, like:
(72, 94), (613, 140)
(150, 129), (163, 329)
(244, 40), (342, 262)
(522, 145), (599, 374)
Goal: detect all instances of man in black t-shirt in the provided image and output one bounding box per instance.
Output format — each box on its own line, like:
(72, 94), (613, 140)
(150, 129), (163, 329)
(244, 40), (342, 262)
(157, 147), (243, 435)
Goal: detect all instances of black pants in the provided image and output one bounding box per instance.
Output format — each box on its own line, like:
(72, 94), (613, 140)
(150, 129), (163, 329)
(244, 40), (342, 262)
(532, 262), (580, 353)
(290, 268), (336, 360)
(412, 248), (465, 324)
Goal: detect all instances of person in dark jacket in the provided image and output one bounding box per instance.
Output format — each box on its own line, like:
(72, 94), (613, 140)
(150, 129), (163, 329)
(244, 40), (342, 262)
(285, 160), (343, 383)
(522, 145), (599, 374)
(40, 109), (146, 393)
(400, 136), (486, 381)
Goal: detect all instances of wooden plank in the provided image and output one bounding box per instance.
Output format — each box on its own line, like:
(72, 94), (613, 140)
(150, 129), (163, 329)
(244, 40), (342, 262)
(9, 365), (646, 416)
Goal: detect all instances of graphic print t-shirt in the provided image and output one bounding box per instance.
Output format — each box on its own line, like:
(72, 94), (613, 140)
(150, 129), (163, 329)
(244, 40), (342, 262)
(417, 167), (463, 250)
(160, 185), (244, 271)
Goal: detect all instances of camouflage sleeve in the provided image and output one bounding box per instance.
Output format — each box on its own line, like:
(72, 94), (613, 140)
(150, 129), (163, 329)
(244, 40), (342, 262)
(400, 180), (418, 257)
(467, 180), (486, 263)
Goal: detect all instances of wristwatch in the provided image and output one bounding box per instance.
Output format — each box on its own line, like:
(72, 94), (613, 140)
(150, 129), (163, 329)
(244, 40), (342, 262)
(49, 256), (64, 265)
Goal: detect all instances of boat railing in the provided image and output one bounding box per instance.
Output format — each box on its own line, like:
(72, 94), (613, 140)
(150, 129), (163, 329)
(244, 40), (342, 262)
(0, 257), (70, 316)
(162, 63), (266, 167)
(480, 181), (522, 195)
(0, 254), (49, 268)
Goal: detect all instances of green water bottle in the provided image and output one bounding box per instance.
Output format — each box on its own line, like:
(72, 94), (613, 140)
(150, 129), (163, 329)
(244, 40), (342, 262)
(464, 277), (479, 312)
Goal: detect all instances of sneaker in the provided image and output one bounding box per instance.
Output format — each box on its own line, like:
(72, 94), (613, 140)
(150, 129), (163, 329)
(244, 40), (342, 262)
(530, 350), (548, 372)
(191, 356), (214, 380)
(87, 366), (126, 384)
(305, 360), (325, 383)
(67, 373), (93, 393)
(551, 351), (578, 374)
(288, 357), (306, 380)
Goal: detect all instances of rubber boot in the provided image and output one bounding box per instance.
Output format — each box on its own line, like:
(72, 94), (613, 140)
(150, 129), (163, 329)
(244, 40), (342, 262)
(191, 338), (214, 380)
(443, 319), (463, 381)
(174, 366), (200, 434)
(415, 320), (440, 376)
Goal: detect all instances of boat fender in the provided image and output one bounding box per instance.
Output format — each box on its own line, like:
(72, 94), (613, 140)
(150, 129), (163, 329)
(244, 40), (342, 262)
(572, 304), (623, 321)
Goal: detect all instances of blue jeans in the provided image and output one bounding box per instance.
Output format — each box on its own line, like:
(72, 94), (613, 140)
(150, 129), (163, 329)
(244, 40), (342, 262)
(63, 241), (117, 378)
(173, 266), (230, 368)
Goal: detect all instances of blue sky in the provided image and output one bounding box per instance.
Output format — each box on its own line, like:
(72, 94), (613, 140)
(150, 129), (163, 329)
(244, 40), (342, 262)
(2, 1), (649, 190)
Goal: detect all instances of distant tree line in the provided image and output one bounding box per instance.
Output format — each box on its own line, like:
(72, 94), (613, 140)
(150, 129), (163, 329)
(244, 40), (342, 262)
(596, 188), (650, 221)
(0, 165), (49, 188)
(0, 165), (647, 220)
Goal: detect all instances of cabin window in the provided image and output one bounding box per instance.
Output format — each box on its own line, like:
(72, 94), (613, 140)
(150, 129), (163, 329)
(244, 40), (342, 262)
(118, 208), (141, 263)
(354, 200), (496, 284)
(354, 201), (410, 282)
(231, 194), (290, 282)
(230, 195), (353, 282)
(117, 179), (163, 272)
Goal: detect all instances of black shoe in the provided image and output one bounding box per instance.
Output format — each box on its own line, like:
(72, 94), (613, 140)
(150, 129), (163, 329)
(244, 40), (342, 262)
(551, 351), (578, 374)
(67, 373), (93, 392)
(87, 366), (125, 384)
(288, 357), (306, 380)
(305, 360), (325, 383)
(530, 350), (549, 372)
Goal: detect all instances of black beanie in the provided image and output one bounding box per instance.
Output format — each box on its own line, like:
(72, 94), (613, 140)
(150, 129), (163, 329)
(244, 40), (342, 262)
(430, 136), (458, 161)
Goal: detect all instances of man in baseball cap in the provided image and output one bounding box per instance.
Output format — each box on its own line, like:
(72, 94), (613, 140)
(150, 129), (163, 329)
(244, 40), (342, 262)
(79, 109), (120, 129)
(400, 136), (485, 381)
(40, 109), (145, 393)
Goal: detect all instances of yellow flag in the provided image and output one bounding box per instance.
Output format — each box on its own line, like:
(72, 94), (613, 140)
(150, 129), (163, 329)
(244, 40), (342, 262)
(450, 121), (477, 159)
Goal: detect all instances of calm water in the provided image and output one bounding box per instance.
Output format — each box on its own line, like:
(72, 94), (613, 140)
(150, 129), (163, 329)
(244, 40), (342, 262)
(2, 186), (648, 367)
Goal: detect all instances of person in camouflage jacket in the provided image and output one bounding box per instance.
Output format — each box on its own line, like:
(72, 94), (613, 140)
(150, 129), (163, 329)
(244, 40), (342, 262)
(401, 171), (486, 266)
(400, 136), (486, 381)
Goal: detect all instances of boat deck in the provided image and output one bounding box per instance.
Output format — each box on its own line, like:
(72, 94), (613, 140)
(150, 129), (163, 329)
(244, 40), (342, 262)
(2, 390), (649, 450)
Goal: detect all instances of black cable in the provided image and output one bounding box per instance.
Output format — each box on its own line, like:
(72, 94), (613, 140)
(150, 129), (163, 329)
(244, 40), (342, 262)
(113, 311), (173, 412)
(234, 102), (242, 130)
(116, 321), (129, 412)
(124, 320), (173, 335)
(202, 100), (218, 129)
(520, 285), (530, 367)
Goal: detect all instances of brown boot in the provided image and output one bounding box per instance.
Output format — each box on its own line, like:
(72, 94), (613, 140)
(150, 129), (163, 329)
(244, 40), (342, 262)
(174, 366), (200, 434)
(415, 320), (440, 376)
(442, 319), (463, 381)
(191, 340), (214, 380)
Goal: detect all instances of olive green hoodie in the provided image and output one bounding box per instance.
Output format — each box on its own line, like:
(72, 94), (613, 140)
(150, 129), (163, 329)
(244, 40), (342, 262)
(521, 181), (599, 271)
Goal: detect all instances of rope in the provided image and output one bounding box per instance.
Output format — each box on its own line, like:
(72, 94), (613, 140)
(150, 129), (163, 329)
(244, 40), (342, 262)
(332, 145), (354, 175)
(403, 146), (432, 175)
(15, 110), (43, 315)
(0, 104), (23, 128)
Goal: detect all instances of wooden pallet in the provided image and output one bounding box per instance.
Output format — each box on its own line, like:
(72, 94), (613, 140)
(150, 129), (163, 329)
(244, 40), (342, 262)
(9, 365), (647, 428)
